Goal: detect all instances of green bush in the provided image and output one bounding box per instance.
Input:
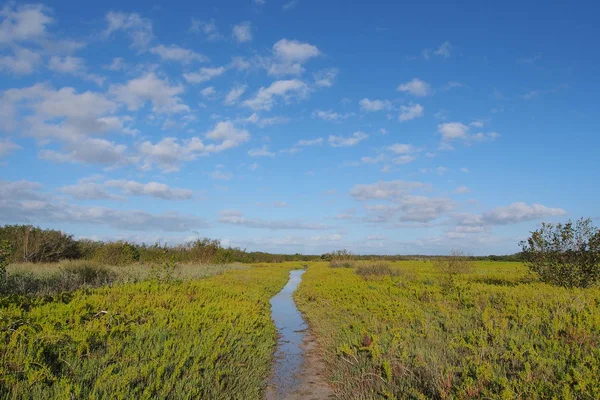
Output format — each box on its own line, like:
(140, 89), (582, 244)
(355, 262), (394, 277)
(521, 218), (600, 288)
(92, 241), (140, 265)
(0, 225), (80, 263)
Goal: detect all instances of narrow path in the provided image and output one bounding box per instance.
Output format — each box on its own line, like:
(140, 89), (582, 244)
(265, 270), (335, 400)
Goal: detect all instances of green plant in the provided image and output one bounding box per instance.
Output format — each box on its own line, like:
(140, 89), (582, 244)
(0, 240), (11, 290)
(150, 256), (180, 283)
(355, 261), (394, 278)
(520, 218), (600, 288)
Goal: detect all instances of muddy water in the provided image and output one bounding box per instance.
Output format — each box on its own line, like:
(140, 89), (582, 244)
(267, 269), (307, 398)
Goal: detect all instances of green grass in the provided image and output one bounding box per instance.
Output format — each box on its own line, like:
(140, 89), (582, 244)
(0, 264), (294, 399)
(295, 261), (600, 399)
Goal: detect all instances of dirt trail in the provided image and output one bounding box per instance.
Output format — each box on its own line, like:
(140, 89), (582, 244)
(265, 270), (335, 399)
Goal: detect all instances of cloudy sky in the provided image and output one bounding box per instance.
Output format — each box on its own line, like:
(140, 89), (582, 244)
(1, 1), (598, 255)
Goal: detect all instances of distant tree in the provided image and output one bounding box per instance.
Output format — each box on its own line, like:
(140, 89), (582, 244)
(520, 218), (600, 288)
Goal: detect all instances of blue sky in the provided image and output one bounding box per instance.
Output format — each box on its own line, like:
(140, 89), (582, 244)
(1, 0), (598, 255)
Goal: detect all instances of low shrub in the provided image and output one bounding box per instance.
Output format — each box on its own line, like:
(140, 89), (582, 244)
(329, 259), (355, 268)
(355, 262), (394, 277)
(4, 264), (117, 296)
(92, 241), (140, 265)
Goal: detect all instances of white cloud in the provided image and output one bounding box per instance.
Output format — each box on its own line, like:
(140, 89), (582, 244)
(314, 109), (353, 121)
(482, 202), (566, 225)
(388, 143), (417, 154)
(313, 68), (338, 87)
(244, 113), (289, 128)
(0, 181), (207, 231)
(230, 56), (251, 71)
(39, 138), (133, 167)
(48, 56), (105, 85)
(434, 41), (452, 58)
(104, 11), (153, 49)
(0, 138), (20, 157)
(350, 180), (428, 201)
(0, 47), (41, 74)
(397, 78), (431, 96)
(189, 19), (222, 41)
(268, 38), (320, 76)
(359, 98), (392, 112)
(150, 44), (208, 63)
(200, 86), (216, 99)
(224, 85), (247, 105)
(104, 57), (126, 71)
(248, 145), (275, 157)
(328, 131), (368, 147)
(110, 72), (189, 114)
(454, 186), (470, 194)
(210, 169), (233, 180)
(399, 103), (424, 121)
(0, 4), (53, 44)
(283, 0), (300, 10)
(232, 22), (252, 43)
(296, 137), (323, 146)
(104, 180), (193, 200)
(183, 66), (226, 84)
(421, 42), (452, 60)
(218, 209), (331, 230)
(139, 121), (250, 171)
(243, 79), (309, 110)
(438, 122), (500, 145)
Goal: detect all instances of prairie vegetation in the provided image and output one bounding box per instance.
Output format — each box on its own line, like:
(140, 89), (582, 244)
(1, 264), (294, 399)
(295, 261), (600, 399)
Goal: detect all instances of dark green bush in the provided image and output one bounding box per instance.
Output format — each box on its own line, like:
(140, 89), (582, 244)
(92, 241), (140, 265)
(521, 218), (600, 288)
(0, 225), (80, 263)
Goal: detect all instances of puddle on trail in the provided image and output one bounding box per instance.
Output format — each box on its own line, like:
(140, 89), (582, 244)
(267, 269), (307, 398)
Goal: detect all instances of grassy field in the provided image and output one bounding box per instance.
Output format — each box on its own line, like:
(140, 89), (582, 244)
(2, 260), (599, 399)
(0, 263), (294, 399)
(295, 261), (600, 399)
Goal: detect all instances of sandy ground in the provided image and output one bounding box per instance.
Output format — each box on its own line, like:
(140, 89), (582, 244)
(265, 330), (335, 400)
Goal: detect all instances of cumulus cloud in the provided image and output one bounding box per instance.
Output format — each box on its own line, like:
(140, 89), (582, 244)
(232, 22), (252, 43)
(0, 3), (53, 44)
(183, 66), (226, 84)
(438, 122), (499, 146)
(397, 78), (431, 96)
(0, 138), (21, 158)
(138, 121), (249, 172)
(482, 202), (566, 225)
(104, 11), (153, 49)
(150, 44), (208, 63)
(48, 56), (105, 85)
(243, 79), (309, 110)
(110, 72), (189, 114)
(268, 38), (320, 76)
(0, 47), (41, 74)
(350, 180), (428, 201)
(313, 68), (338, 87)
(189, 19), (222, 40)
(1, 180), (206, 231)
(359, 98), (392, 112)
(248, 145), (275, 157)
(224, 85), (247, 105)
(399, 103), (424, 121)
(218, 209), (331, 230)
(313, 109), (353, 121)
(328, 131), (368, 147)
